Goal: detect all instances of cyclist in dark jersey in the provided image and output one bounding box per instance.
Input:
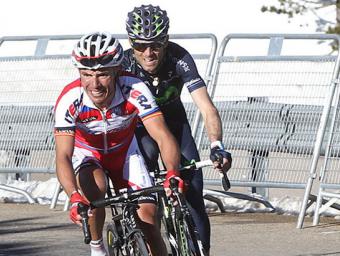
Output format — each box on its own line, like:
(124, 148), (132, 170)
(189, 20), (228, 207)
(122, 5), (232, 254)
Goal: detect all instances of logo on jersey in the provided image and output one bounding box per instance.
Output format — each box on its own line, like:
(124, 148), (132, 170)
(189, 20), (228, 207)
(80, 116), (97, 123)
(143, 80), (151, 87)
(155, 85), (179, 106)
(184, 78), (201, 90)
(177, 60), (190, 72)
(130, 89), (151, 110)
(65, 95), (83, 124)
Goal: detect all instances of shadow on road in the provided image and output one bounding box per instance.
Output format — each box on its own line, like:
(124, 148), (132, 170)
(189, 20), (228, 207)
(0, 242), (47, 256)
(0, 216), (72, 235)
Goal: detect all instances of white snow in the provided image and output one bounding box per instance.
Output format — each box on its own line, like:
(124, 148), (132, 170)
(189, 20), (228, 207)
(1, 177), (339, 219)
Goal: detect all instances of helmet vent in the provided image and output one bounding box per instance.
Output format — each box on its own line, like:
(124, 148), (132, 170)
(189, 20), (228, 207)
(144, 10), (150, 17)
(90, 45), (96, 56)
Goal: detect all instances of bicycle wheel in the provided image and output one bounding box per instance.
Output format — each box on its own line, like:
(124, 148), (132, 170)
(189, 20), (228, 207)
(175, 213), (205, 256)
(106, 222), (123, 256)
(160, 202), (179, 256)
(126, 230), (149, 256)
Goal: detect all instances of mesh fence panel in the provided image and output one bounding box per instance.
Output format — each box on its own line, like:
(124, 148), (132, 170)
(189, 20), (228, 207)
(0, 58), (76, 171)
(198, 53), (339, 188)
(0, 34), (216, 174)
(319, 103), (340, 188)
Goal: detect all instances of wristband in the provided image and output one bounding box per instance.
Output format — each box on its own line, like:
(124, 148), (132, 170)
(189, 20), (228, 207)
(210, 140), (224, 150)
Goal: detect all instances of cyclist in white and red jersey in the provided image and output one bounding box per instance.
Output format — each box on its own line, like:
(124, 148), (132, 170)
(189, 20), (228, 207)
(54, 32), (182, 256)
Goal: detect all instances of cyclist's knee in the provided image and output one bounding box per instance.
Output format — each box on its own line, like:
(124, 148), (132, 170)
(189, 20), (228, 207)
(77, 166), (107, 201)
(137, 203), (158, 225)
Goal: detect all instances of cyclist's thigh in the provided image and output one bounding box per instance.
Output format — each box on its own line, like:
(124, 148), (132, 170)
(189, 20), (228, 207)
(137, 203), (158, 224)
(73, 147), (107, 200)
(104, 136), (154, 191)
(135, 125), (159, 171)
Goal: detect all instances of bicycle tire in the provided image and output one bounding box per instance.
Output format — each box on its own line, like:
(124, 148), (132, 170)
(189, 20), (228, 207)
(126, 231), (149, 256)
(160, 203), (179, 256)
(106, 222), (123, 256)
(175, 213), (205, 256)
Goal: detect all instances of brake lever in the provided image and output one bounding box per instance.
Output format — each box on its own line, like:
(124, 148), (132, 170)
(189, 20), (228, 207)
(212, 154), (231, 192)
(78, 203), (92, 244)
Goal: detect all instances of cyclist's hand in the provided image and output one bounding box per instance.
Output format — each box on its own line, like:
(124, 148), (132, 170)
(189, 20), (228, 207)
(69, 191), (89, 226)
(210, 142), (232, 173)
(163, 170), (184, 196)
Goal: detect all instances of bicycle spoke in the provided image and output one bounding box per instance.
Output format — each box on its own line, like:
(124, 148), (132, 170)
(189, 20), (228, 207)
(127, 232), (149, 256)
(107, 222), (123, 256)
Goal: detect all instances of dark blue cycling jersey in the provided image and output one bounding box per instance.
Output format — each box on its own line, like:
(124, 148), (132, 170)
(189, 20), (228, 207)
(122, 41), (211, 251)
(122, 41), (206, 123)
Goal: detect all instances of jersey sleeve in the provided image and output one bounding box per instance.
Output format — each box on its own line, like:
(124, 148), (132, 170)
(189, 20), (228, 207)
(126, 78), (162, 122)
(176, 48), (206, 93)
(54, 84), (82, 135)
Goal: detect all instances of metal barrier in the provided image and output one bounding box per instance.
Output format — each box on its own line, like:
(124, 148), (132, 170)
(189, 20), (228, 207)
(195, 34), (340, 222)
(310, 75), (340, 226)
(4, 33), (340, 225)
(0, 33), (217, 203)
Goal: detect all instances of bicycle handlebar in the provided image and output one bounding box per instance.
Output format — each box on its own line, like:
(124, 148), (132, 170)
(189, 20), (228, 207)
(90, 185), (164, 209)
(181, 159), (213, 170)
(158, 159), (231, 191)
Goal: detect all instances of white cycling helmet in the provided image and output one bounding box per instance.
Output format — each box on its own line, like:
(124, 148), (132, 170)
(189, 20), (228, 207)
(71, 32), (124, 69)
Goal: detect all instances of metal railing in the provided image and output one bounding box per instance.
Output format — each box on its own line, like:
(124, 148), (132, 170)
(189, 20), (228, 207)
(193, 34), (340, 228)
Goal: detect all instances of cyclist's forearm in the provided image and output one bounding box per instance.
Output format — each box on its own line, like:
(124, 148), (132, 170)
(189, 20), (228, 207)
(159, 138), (180, 171)
(202, 107), (223, 143)
(56, 157), (78, 197)
(55, 135), (77, 197)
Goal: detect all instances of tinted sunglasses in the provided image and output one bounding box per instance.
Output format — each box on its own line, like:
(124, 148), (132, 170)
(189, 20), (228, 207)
(79, 55), (115, 67)
(132, 42), (165, 52)
(73, 51), (116, 68)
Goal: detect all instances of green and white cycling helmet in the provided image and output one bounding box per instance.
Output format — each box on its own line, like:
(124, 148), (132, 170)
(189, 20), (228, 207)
(71, 32), (124, 69)
(126, 5), (169, 42)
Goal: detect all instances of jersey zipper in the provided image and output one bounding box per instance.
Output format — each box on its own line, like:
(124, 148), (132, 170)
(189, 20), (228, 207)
(100, 109), (108, 154)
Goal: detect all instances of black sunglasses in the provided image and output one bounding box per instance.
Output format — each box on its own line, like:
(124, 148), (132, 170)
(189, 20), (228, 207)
(132, 42), (165, 52)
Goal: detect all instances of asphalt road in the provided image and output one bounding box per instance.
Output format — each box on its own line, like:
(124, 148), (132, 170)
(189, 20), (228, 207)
(1, 203), (340, 256)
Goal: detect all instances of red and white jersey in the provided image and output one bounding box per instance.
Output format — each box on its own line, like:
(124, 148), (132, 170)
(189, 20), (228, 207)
(54, 72), (162, 154)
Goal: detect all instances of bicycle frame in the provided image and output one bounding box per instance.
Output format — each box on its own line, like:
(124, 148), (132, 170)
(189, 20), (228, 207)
(153, 160), (213, 256)
(79, 181), (162, 255)
(100, 181), (150, 256)
(79, 160), (215, 255)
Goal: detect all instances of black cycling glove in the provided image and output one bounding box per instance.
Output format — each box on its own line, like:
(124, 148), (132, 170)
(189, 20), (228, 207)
(210, 147), (232, 164)
(210, 142), (232, 191)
